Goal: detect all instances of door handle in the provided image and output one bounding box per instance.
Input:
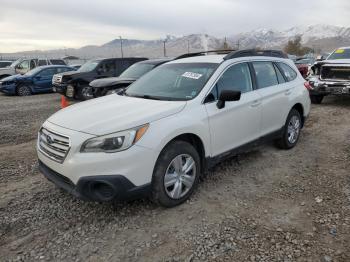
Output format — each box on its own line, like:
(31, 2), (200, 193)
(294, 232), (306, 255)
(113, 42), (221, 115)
(251, 100), (261, 107)
(285, 89), (292, 95)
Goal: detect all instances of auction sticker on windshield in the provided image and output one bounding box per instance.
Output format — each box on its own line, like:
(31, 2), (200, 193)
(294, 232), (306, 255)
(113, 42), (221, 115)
(335, 49), (345, 54)
(182, 72), (203, 80)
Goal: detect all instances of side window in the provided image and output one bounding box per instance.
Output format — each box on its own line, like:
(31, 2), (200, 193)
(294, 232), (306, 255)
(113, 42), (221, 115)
(18, 60), (29, 70)
(38, 68), (56, 77)
(277, 62), (297, 82)
(38, 60), (47, 66)
(117, 60), (132, 74)
(56, 67), (70, 73)
(213, 63), (253, 99)
(252, 62), (279, 89)
(99, 61), (116, 74)
(274, 64), (286, 84)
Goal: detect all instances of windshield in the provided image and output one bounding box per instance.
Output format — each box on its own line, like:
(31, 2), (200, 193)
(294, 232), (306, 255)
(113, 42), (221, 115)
(24, 67), (43, 76)
(78, 60), (99, 72)
(119, 63), (155, 79)
(125, 63), (217, 101)
(328, 48), (350, 60)
(10, 59), (22, 68)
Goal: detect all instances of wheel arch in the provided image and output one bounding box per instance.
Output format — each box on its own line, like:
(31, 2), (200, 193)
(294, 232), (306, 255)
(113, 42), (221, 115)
(291, 103), (305, 127)
(159, 133), (206, 175)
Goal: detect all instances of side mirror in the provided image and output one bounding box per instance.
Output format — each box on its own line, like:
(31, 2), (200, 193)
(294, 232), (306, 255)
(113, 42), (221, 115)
(217, 90), (241, 109)
(316, 55), (325, 61)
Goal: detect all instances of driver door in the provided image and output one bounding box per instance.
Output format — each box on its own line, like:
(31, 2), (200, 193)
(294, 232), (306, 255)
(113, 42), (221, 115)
(204, 63), (262, 157)
(33, 68), (57, 90)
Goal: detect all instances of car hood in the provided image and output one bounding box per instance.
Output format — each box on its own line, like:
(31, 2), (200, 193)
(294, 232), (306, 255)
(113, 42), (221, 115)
(1, 74), (28, 82)
(323, 59), (350, 64)
(90, 77), (137, 88)
(47, 94), (186, 136)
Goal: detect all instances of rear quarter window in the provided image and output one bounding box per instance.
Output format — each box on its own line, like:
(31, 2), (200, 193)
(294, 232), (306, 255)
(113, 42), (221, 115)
(277, 62), (297, 82)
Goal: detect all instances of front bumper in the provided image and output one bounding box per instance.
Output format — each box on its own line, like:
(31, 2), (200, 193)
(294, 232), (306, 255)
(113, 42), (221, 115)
(0, 83), (16, 94)
(37, 121), (157, 201)
(52, 84), (67, 95)
(39, 161), (151, 201)
(309, 79), (350, 96)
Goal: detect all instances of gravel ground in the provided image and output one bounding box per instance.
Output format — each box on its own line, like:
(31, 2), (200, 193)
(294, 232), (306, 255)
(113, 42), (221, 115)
(0, 93), (350, 262)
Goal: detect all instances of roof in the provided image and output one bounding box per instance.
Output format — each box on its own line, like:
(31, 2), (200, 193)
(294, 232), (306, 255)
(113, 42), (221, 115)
(36, 65), (73, 70)
(169, 55), (226, 64)
(138, 58), (172, 65)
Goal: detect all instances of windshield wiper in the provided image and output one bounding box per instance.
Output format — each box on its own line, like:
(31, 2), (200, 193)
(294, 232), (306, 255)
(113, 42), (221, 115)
(124, 93), (161, 100)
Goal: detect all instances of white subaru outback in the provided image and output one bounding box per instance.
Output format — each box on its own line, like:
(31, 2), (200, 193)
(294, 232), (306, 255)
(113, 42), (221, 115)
(37, 50), (311, 207)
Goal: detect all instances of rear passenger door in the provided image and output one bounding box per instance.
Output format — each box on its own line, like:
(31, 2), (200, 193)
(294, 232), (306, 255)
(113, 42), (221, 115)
(205, 62), (262, 156)
(252, 61), (291, 136)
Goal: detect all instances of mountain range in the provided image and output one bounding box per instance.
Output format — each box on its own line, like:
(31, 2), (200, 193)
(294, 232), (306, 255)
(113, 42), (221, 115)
(3, 24), (350, 60)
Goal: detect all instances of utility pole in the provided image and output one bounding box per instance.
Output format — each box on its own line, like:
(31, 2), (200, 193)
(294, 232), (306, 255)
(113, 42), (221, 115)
(236, 39), (240, 50)
(187, 39), (190, 54)
(163, 39), (167, 57)
(119, 36), (124, 58)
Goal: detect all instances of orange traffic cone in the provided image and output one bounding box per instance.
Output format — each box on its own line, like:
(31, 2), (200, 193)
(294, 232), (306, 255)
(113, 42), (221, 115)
(61, 96), (69, 108)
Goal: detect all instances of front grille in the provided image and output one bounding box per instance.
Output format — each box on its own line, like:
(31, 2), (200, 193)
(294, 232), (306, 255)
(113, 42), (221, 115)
(38, 127), (70, 163)
(52, 75), (63, 85)
(321, 66), (350, 81)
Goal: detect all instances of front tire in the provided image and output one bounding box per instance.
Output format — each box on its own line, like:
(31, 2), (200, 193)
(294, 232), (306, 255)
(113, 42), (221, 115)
(276, 109), (302, 150)
(16, 84), (32, 96)
(151, 141), (200, 207)
(310, 95), (324, 104)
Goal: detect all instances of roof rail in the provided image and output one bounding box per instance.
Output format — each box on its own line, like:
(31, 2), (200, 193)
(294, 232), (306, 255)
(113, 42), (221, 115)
(223, 49), (288, 60)
(175, 49), (236, 60)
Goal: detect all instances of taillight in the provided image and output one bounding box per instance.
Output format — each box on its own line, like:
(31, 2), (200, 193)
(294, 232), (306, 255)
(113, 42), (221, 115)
(304, 81), (313, 90)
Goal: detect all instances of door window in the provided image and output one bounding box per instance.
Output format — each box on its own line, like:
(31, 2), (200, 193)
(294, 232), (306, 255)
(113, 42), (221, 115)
(277, 62), (297, 82)
(212, 63), (252, 99)
(38, 68), (56, 77)
(99, 61), (115, 74)
(17, 60), (30, 71)
(38, 60), (47, 66)
(252, 62), (279, 88)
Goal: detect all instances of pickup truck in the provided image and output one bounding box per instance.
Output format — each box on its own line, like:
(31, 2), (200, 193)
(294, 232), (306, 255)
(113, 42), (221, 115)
(52, 57), (147, 100)
(308, 47), (350, 104)
(0, 58), (66, 80)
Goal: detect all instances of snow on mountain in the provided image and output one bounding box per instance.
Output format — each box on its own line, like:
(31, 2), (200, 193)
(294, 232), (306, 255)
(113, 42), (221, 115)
(229, 24), (350, 49)
(3, 24), (350, 59)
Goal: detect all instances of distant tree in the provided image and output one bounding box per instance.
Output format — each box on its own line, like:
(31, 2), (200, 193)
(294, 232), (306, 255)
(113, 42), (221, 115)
(284, 35), (313, 56)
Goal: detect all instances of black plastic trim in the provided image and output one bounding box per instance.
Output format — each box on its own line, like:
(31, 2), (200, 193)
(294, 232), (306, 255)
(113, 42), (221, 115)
(38, 160), (151, 202)
(205, 128), (284, 169)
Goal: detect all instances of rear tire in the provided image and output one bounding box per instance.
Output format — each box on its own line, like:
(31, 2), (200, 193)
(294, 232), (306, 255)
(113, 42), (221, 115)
(310, 95), (324, 104)
(276, 109), (302, 150)
(151, 141), (200, 207)
(16, 85), (32, 96)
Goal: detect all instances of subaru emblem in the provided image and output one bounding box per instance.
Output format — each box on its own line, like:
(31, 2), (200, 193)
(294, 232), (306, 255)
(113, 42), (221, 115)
(46, 134), (55, 144)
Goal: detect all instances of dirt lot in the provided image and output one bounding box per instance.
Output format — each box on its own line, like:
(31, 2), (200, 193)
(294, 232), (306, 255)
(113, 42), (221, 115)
(0, 93), (349, 262)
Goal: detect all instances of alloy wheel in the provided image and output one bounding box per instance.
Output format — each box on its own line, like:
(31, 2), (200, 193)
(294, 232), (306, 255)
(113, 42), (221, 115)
(287, 115), (301, 144)
(164, 154), (196, 199)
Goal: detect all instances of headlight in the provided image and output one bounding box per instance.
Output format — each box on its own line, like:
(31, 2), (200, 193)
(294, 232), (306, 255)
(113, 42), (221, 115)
(80, 124), (149, 153)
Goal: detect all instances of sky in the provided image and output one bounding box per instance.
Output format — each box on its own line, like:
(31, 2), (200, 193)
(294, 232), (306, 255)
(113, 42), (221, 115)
(0, 0), (349, 53)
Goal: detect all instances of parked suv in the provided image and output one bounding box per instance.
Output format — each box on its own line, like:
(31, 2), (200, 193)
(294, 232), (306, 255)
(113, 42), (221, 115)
(89, 58), (171, 99)
(37, 50), (310, 207)
(52, 57), (148, 100)
(0, 58), (66, 79)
